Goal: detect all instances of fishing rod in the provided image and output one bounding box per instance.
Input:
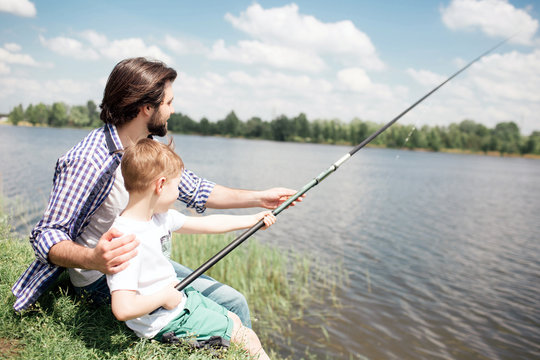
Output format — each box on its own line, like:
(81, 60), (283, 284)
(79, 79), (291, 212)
(174, 37), (510, 293)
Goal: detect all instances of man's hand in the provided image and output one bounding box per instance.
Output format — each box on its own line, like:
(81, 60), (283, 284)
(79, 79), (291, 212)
(89, 228), (139, 274)
(259, 187), (304, 209)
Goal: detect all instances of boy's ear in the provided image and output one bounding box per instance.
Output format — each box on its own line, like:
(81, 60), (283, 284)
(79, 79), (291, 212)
(154, 177), (166, 194)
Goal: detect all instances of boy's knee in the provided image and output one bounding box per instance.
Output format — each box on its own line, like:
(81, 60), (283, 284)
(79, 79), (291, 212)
(228, 311), (242, 330)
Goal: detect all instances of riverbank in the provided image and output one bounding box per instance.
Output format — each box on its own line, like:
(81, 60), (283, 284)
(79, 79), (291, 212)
(3, 122), (538, 160)
(0, 206), (345, 359)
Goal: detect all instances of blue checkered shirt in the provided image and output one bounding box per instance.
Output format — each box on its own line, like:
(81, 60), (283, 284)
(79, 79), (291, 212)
(11, 124), (215, 311)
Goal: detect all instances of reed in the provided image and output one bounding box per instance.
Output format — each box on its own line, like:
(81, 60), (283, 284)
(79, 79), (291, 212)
(171, 233), (348, 348)
(0, 209), (346, 359)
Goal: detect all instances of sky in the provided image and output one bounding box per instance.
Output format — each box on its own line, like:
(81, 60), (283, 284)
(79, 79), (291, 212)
(1, 0), (539, 134)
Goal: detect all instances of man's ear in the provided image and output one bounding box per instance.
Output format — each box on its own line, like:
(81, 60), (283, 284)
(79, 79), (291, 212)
(140, 104), (154, 117)
(154, 177), (166, 194)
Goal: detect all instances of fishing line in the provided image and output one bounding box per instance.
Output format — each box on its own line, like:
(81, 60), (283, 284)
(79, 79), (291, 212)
(173, 36), (512, 293)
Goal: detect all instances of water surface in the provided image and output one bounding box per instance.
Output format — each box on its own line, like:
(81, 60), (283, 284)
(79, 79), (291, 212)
(1, 125), (539, 359)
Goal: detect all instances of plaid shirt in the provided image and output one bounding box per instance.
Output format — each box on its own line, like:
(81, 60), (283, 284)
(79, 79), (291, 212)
(11, 124), (215, 311)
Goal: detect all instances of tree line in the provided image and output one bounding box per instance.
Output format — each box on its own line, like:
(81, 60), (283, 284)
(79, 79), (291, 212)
(6, 101), (540, 156)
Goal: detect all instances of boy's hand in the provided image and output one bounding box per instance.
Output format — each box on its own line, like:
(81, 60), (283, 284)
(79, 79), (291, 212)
(256, 211), (277, 230)
(161, 281), (183, 310)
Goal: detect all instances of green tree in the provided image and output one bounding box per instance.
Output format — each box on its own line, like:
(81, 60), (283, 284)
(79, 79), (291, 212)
(270, 115), (292, 141)
(445, 123), (463, 149)
(168, 113), (199, 133)
(69, 105), (91, 127)
(217, 111), (242, 136)
(49, 102), (68, 127)
(349, 118), (368, 145)
(87, 100), (101, 127)
(8, 104), (24, 125)
(199, 117), (212, 135)
(311, 120), (323, 143)
(493, 122), (521, 154)
(522, 131), (540, 155)
(427, 126), (443, 151)
(34, 103), (49, 126)
(292, 113), (310, 140)
(245, 117), (264, 138)
(25, 104), (37, 126)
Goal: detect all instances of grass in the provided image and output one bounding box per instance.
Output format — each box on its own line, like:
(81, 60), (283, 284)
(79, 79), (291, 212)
(0, 206), (346, 359)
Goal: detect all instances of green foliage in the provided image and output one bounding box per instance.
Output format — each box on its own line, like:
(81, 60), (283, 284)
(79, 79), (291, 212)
(171, 233), (346, 349)
(0, 210), (343, 359)
(34, 103), (49, 126)
(8, 104), (24, 125)
(48, 102), (68, 127)
(6, 102), (540, 155)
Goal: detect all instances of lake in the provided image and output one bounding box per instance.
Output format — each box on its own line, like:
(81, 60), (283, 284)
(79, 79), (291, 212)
(1, 125), (539, 359)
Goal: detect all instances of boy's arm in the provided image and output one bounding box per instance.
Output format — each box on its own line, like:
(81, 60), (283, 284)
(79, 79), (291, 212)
(110, 282), (183, 321)
(176, 211), (276, 234)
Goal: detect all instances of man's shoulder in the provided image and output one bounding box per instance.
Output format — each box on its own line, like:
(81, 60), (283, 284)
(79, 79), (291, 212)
(60, 126), (111, 165)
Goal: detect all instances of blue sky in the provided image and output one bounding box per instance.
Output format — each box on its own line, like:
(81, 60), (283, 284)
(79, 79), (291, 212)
(1, 0), (539, 133)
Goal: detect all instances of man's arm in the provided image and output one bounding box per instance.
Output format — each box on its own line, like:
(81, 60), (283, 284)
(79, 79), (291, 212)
(206, 185), (302, 209)
(48, 228), (138, 275)
(178, 169), (302, 212)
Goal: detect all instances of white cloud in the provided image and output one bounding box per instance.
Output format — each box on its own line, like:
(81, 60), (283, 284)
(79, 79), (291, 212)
(219, 3), (384, 72)
(0, 47), (38, 66)
(0, 0), (36, 17)
(80, 30), (108, 48)
(404, 49), (540, 134)
(172, 45), (540, 135)
(406, 68), (447, 87)
(39, 32), (172, 63)
(338, 68), (372, 92)
(0, 62), (9, 74)
(0, 76), (100, 109)
(441, 0), (539, 45)
(0, 43), (42, 74)
(164, 35), (207, 55)
(4, 43), (22, 52)
(210, 39), (325, 72)
(468, 49), (540, 102)
(100, 38), (172, 63)
(39, 35), (100, 60)
(172, 67), (407, 127)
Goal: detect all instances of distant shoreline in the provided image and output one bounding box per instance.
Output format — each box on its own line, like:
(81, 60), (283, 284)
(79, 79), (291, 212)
(3, 121), (539, 160)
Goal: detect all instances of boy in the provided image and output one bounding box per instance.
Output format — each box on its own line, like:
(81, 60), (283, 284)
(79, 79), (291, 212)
(107, 138), (273, 359)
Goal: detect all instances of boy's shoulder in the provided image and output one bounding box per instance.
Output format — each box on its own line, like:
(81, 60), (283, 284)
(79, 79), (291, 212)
(153, 209), (186, 231)
(153, 209), (184, 221)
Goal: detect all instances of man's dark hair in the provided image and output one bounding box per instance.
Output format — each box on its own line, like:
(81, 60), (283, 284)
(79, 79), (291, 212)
(100, 57), (177, 126)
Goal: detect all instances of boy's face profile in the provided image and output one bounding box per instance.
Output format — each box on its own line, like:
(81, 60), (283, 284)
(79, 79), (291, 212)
(156, 172), (182, 213)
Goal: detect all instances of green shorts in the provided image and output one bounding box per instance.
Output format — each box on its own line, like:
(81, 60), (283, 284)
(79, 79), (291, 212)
(154, 287), (234, 342)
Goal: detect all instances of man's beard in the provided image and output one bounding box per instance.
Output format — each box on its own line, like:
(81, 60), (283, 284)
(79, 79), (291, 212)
(147, 111), (167, 137)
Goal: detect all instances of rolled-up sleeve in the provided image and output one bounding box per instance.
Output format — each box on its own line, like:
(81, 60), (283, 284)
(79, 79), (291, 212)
(177, 169), (215, 213)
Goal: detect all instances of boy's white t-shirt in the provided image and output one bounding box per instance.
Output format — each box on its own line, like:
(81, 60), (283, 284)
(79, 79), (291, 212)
(106, 209), (187, 339)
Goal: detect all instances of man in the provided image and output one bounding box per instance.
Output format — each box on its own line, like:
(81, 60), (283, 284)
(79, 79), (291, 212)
(12, 57), (299, 329)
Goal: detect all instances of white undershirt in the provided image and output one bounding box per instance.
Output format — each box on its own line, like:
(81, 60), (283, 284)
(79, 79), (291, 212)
(68, 166), (129, 287)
